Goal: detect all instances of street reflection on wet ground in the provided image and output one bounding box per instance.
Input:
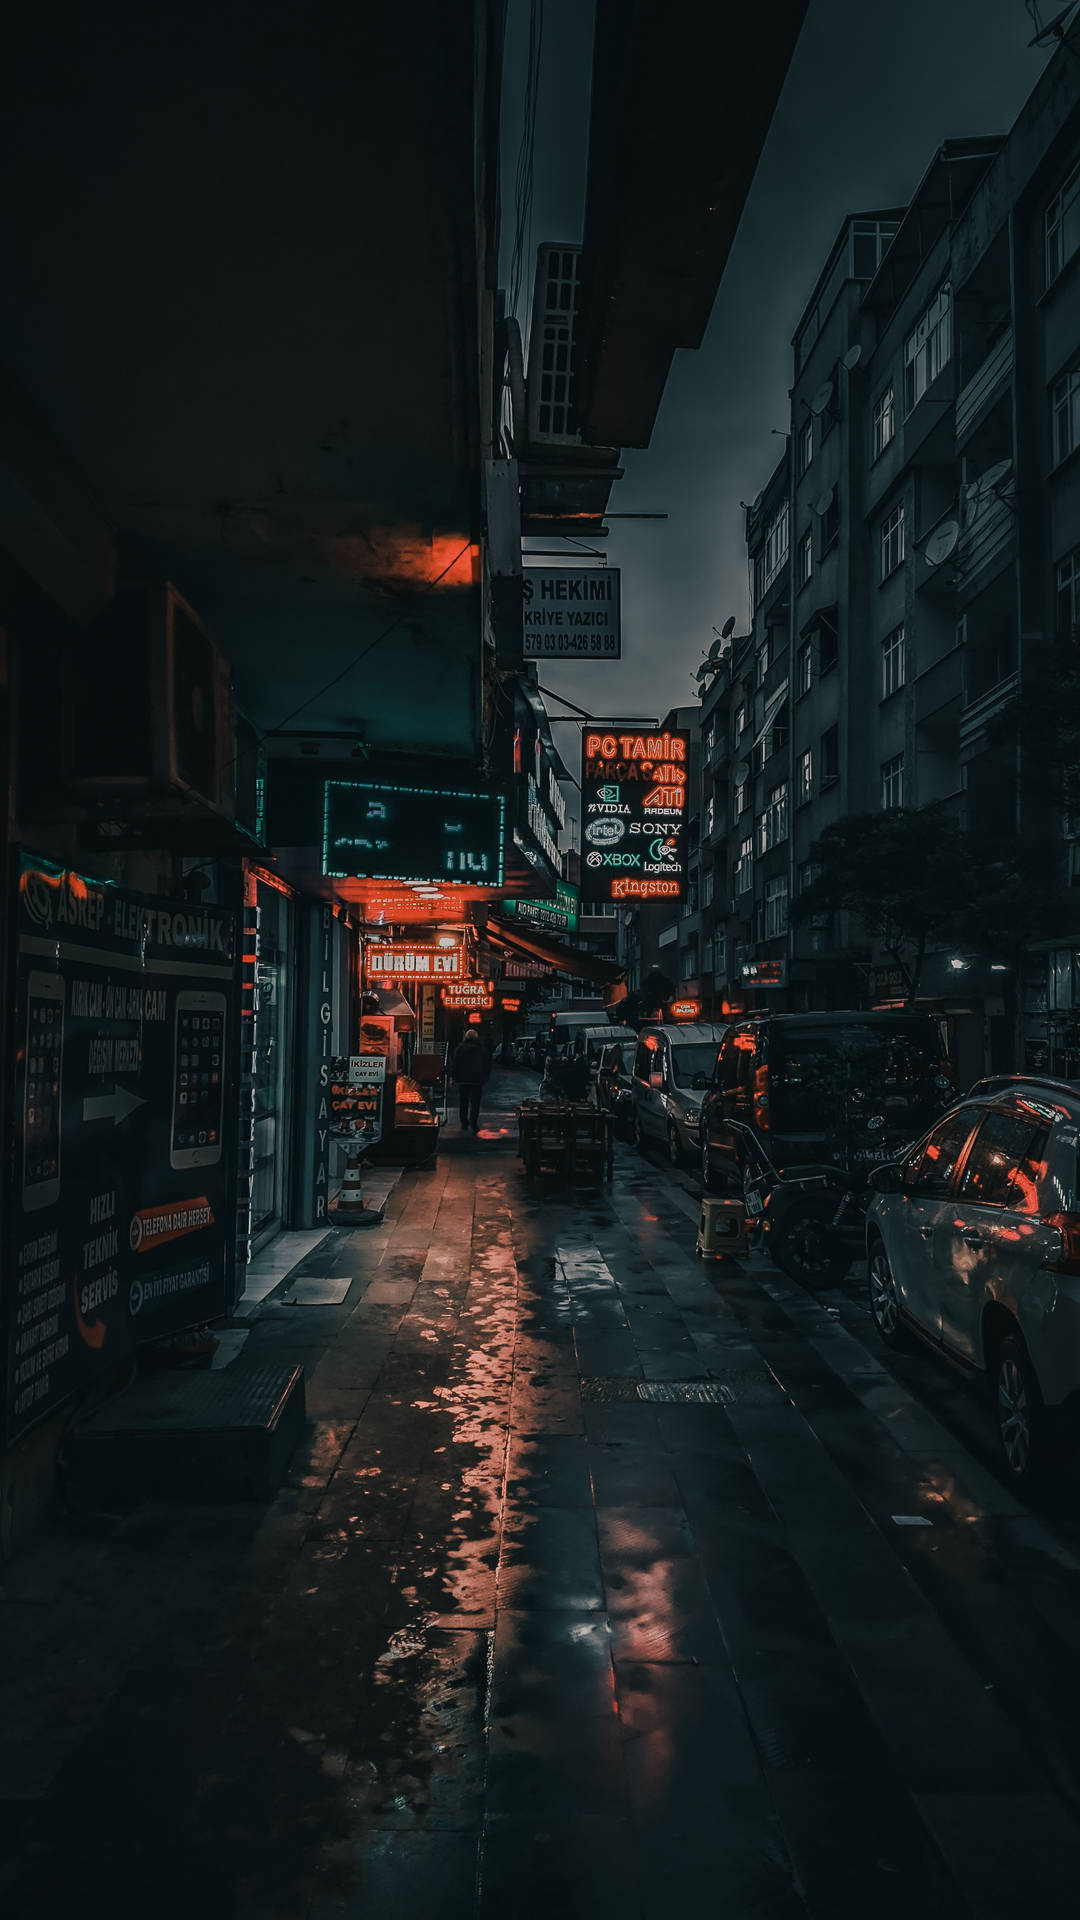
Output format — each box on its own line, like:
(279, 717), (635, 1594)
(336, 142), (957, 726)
(4, 1067), (1080, 1916)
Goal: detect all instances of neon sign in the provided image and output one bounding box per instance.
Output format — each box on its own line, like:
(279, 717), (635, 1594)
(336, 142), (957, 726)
(581, 729), (689, 902)
(324, 780), (506, 886)
(670, 999), (701, 1020)
(368, 943), (463, 980)
(441, 979), (494, 1009)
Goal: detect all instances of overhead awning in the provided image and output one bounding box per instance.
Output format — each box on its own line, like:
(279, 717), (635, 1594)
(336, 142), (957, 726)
(370, 986), (416, 1032)
(486, 915), (625, 985)
(752, 680), (789, 751)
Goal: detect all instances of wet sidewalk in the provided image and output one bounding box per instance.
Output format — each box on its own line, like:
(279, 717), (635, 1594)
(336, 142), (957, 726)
(3, 1067), (1080, 1917)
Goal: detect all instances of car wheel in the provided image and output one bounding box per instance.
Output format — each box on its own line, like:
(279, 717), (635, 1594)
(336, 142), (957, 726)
(770, 1195), (847, 1288)
(667, 1123), (681, 1166)
(867, 1240), (905, 1347)
(993, 1335), (1050, 1486)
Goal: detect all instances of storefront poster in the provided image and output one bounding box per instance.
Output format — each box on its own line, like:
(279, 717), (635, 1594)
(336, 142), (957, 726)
(5, 855), (238, 1443)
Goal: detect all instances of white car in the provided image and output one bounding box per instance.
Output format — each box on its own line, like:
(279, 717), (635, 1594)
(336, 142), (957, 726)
(865, 1075), (1080, 1483)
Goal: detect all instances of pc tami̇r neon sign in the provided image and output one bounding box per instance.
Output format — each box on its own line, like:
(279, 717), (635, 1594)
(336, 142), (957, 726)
(580, 730), (690, 903)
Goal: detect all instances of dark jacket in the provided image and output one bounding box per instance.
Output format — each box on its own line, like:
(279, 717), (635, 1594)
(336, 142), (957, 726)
(451, 1039), (490, 1086)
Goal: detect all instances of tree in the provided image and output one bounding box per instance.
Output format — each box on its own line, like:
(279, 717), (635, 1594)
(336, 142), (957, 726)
(791, 811), (967, 1004)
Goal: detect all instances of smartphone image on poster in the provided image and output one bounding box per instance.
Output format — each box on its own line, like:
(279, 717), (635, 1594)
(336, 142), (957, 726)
(23, 970), (64, 1212)
(170, 990), (227, 1170)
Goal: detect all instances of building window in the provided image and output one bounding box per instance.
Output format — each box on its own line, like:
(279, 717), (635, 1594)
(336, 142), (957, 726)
(797, 747), (813, 803)
(756, 637), (772, 686)
(1058, 546), (1080, 637)
(819, 490), (840, 556)
(764, 875), (789, 940)
(798, 415), (813, 475)
(1046, 160), (1080, 287)
(1052, 361), (1080, 468)
(797, 640), (813, 695)
(881, 751), (905, 810)
(820, 364), (841, 439)
(703, 934), (714, 973)
(821, 724), (839, 785)
(872, 383), (895, 459)
(880, 502), (905, 580)
(702, 865), (714, 908)
(798, 860), (829, 929)
(798, 527), (813, 588)
(734, 774), (748, 817)
(703, 722), (714, 757)
(818, 615), (839, 674)
(735, 835), (753, 898)
(704, 793), (715, 837)
(757, 781), (788, 854)
(904, 282), (952, 412)
(882, 622), (906, 697)
(754, 501), (790, 603)
(851, 218), (900, 278)
(735, 702), (747, 737)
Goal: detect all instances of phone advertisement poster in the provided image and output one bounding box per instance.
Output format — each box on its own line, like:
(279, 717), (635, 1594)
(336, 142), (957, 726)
(5, 855), (239, 1443)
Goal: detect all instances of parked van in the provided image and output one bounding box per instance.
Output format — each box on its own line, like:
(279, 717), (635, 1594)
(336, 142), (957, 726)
(570, 1023), (637, 1070)
(699, 1011), (953, 1190)
(546, 1009), (614, 1061)
(631, 1023), (727, 1164)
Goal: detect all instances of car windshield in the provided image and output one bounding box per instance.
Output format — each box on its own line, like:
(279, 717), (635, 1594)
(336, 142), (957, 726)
(770, 1021), (948, 1133)
(671, 1043), (718, 1087)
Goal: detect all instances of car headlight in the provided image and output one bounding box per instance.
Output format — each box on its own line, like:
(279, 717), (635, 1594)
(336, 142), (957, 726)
(683, 1107), (701, 1127)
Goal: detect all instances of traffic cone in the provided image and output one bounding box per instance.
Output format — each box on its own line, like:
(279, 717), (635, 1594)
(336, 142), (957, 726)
(333, 1149), (384, 1228)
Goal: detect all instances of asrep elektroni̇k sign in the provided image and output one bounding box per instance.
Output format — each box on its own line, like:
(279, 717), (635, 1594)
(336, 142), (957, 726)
(581, 728), (689, 902)
(522, 569), (620, 660)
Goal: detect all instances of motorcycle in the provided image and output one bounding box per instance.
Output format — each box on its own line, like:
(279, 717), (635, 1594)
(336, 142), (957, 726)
(727, 1120), (882, 1288)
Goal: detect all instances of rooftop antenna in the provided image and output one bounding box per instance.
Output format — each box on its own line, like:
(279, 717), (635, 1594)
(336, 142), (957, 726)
(1026, 3), (1080, 49)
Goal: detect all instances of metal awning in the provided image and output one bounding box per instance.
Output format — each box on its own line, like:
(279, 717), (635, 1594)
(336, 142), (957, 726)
(371, 986), (415, 1032)
(486, 915), (625, 985)
(752, 681), (789, 751)
(799, 603), (838, 640)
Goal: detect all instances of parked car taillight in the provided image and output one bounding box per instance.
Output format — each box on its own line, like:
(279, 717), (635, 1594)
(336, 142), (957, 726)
(1044, 1212), (1080, 1274)
(753, 1066), (770, 1133)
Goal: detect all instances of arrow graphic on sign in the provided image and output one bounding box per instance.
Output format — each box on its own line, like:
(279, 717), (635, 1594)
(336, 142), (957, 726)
(83, 1085), (149, 1126)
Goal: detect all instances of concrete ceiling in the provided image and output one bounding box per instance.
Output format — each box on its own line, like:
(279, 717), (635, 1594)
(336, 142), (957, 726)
(0, 1), (495, 754)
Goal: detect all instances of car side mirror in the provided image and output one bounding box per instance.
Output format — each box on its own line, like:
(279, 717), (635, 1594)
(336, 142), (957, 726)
(691, 1072), (708, 1091)
(867, 1164), (904, 1195)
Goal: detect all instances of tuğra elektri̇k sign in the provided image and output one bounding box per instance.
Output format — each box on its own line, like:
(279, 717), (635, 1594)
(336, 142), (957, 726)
(581, 728), (689, 902)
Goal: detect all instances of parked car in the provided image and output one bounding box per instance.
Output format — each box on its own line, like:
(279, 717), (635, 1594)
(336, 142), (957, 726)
(699, 1011), (953, 1193)
(631, 1023), (726, 1163)
(865, 1075), (1080, 1484)
(596, 1039), (636, 1129)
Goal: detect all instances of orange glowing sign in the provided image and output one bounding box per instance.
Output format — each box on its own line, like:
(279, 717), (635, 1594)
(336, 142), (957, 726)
(368, 942), (462, 979)
(581, 728), (689, 903)
(500, 997), (522, 1012)
(670, 999), (701, 1020)
(441, 980), (494, 1010)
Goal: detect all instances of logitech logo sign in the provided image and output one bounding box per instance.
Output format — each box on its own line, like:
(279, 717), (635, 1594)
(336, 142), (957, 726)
(585, 818), (625, 847)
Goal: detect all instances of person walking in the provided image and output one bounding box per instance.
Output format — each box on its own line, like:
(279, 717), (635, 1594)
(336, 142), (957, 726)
(451, 1028), (490, 1132)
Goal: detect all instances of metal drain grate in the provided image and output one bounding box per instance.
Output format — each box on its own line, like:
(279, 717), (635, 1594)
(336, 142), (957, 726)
(580, 1370), (781, 1406)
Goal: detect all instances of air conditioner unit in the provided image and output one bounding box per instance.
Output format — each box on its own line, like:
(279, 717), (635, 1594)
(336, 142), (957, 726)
(64, 582), (233, 817)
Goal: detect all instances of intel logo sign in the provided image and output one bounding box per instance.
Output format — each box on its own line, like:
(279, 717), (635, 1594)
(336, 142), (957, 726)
(585, 818), (625, 847)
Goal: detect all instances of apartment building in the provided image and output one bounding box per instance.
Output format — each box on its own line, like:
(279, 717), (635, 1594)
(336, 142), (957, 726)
(701, 23), (1080, 1080)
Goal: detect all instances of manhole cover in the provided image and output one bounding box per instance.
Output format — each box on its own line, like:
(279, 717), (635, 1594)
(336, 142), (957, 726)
(580, 1371), (781, 1406)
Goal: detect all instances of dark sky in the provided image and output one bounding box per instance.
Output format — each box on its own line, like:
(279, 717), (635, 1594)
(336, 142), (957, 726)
(501, 0), (1057, 755)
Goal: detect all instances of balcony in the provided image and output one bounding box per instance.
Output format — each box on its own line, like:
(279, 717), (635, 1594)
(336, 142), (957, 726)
(955, 491), (1014, 597)
(709, 734), (730, 773)
(958, 671), (1018, 759)
(955, 326), (1014, 444)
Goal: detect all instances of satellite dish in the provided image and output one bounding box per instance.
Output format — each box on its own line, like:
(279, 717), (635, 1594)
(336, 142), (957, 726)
(842, 344), (862, 372)
(810, 380), (835, 416)
(721, 615), (736, 638)
(734, 759), (750, 786)
(1028, 3), (1078, 49)
(962, 479), (980, 512)
(708, 638), (726, 662)
(923, 520), (960, 567)
(976, 459), (1013, 497)
(813, 485), (835, 516)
